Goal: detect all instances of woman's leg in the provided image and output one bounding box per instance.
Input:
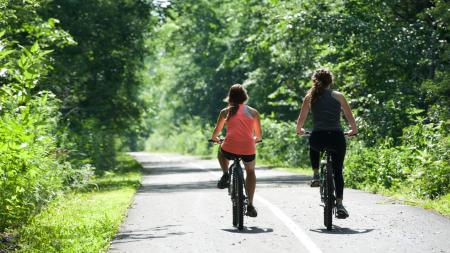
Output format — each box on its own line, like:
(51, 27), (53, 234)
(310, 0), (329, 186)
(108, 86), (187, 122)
(309, 132), (323, 173)
(243, 160), (256, 205)
(331, 133), (346, 204)
(309, 132), (323, 187)
(309, 147), (320, 174)
(216, 149), (231, 189)
(218, 149), (229, 174)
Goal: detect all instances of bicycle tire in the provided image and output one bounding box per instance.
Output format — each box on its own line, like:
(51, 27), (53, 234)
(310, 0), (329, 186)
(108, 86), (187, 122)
(236, 166), (245, 230)
(324, 160), (334, 230)
(231, 166), (238, 227)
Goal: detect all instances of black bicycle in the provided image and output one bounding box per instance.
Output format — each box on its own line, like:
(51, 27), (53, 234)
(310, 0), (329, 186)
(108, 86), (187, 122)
(319, 145), (335, 231)
(302, 131), (354, 231)
(228, 156), (247, 230)
(209, 139), (261, 230)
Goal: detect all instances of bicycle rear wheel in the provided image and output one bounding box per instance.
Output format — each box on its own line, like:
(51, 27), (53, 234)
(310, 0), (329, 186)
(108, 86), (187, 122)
(231, 166), (238, 227)
(324, 161), (334, 230)
(236, 166), (245, 230)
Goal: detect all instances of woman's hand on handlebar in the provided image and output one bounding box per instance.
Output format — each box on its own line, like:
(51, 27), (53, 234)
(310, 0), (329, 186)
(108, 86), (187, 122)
(209, 136), (222, 144)
(296, 127), (306, 136)
(345, 129), (358, 137)
(297, 128), (311, 136)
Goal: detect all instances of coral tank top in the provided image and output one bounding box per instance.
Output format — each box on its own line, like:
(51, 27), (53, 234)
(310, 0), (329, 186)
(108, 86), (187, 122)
(221, 104), (256, 155)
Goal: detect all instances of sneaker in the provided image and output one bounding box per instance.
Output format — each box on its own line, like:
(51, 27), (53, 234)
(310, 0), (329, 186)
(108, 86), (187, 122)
(310, 173), (320, 187)
(246, 204), (258, 217)
(217, 173), (229, 189)
(336, 203), (349, 219)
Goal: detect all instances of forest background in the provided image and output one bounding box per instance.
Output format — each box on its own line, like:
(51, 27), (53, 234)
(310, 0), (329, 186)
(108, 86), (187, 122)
(0, 0), (449, 246)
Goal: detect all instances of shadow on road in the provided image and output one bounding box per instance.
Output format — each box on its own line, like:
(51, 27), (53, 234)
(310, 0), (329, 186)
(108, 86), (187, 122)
(257, 175), (310, 185)
(309, 225), (374, 234)
(138, 180), (217, 193)
(221, 226), (274, 234)
(111, 225), (189, 244)
(138, 174), (310, 193)
(142, 166), (219, 175)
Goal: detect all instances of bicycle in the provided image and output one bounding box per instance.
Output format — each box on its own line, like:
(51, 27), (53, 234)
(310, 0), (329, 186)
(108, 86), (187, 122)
(209, 139), (260, 230)
(301, 131), (354, 231)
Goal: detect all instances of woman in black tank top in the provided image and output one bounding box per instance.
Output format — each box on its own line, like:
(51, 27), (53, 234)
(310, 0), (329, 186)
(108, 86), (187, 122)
(295, 68), (358, 218)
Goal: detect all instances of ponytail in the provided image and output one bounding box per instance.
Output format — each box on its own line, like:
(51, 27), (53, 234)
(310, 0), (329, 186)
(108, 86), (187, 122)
(225, 84), (248, 120)
(307, 68), (333, 104)
(226, 104), (240, 120)
(307, 80), (327, 104)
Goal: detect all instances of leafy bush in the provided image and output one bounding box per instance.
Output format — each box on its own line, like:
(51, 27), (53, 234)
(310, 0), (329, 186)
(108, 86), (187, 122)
(345, 121), (449, 199)
(258, 118), (309, 167)
(0, 90), (66, 230)
(0, 14), (88, 230)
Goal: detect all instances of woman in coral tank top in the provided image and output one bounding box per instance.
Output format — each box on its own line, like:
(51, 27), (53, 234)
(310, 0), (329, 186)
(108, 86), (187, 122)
(210, 84), (262, 217)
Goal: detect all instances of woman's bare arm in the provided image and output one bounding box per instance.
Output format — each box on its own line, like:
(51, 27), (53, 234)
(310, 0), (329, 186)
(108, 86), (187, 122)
(332, 91), (358, 135)
(211, 109), (227, 141)
(253, 109), (262, 142)
(248, 106), (262, 142)
(296, 95), (311, 135)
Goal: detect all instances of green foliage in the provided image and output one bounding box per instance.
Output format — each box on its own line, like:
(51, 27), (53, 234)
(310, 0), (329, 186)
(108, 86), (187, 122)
(14, 154), (142, 253)
(257, 118), (309, 167)
(147, 0), (449, 140)
(0, 35), (62, 230)
(0, 91), (64, 230)
(345, 121), (449, 199)
(145, 0), (450, 205)
(37, 0), (155, 171)
(146, 117), (215, 156)
(1, 0), (111, 232)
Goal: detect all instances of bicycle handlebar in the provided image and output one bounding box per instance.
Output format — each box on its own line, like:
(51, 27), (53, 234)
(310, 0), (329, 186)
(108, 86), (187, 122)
(299, 131), (358, 138)
(208, 139), (262, 144)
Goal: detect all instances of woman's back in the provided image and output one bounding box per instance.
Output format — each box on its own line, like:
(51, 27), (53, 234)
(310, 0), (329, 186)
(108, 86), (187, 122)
(221, 105), (256, 155)
(311, 90), (341, 131)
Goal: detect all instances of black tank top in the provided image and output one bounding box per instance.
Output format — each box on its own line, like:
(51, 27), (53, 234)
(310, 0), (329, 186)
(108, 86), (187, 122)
(311, 89), (342, 131)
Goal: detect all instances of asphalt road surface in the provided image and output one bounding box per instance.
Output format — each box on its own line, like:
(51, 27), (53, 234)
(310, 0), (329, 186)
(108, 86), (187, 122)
(108, 152), (450, 253)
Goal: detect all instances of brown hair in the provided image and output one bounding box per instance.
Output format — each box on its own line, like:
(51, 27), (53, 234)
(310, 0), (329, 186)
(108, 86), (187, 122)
(307, 68), (333, 104)
(226, 84), (248, 120)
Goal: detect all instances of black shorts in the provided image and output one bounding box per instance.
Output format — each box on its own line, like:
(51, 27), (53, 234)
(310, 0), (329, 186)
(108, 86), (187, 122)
(220, 148), (255, 163)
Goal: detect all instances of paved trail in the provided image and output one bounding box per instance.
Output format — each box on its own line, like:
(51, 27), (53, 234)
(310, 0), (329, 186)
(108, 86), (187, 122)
(108, 152), (450, 253)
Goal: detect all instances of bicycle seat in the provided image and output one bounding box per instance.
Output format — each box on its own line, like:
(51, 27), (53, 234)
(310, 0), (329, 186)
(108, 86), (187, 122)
(311, 146), (337, 153)
(322, 147), (337, 153)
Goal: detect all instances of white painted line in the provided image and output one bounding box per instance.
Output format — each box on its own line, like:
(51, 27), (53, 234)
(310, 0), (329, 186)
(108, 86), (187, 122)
(192, 161), (323, 253)
(255, 195), (323, 253)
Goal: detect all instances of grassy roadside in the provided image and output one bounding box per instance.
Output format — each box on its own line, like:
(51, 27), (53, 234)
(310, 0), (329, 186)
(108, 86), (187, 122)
(362, 187), (450, 217)
(5, 154), (142, 253)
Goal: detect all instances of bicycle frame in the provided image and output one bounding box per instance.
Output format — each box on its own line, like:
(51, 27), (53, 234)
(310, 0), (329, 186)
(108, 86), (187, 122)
(319, 150), (335, 204)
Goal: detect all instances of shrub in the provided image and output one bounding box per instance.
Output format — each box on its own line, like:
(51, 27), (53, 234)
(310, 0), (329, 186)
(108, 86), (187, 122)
(257, 118), (309, 167)
(345, 121), (449, 199)
(0, 91), (66, 230)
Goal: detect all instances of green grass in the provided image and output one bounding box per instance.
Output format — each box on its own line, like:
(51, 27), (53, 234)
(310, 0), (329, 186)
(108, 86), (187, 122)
(11, 154), (142, 253)
(272, 166), (313, 176)
(369, 187), (450, 217)
(420, 194), (450, 216)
